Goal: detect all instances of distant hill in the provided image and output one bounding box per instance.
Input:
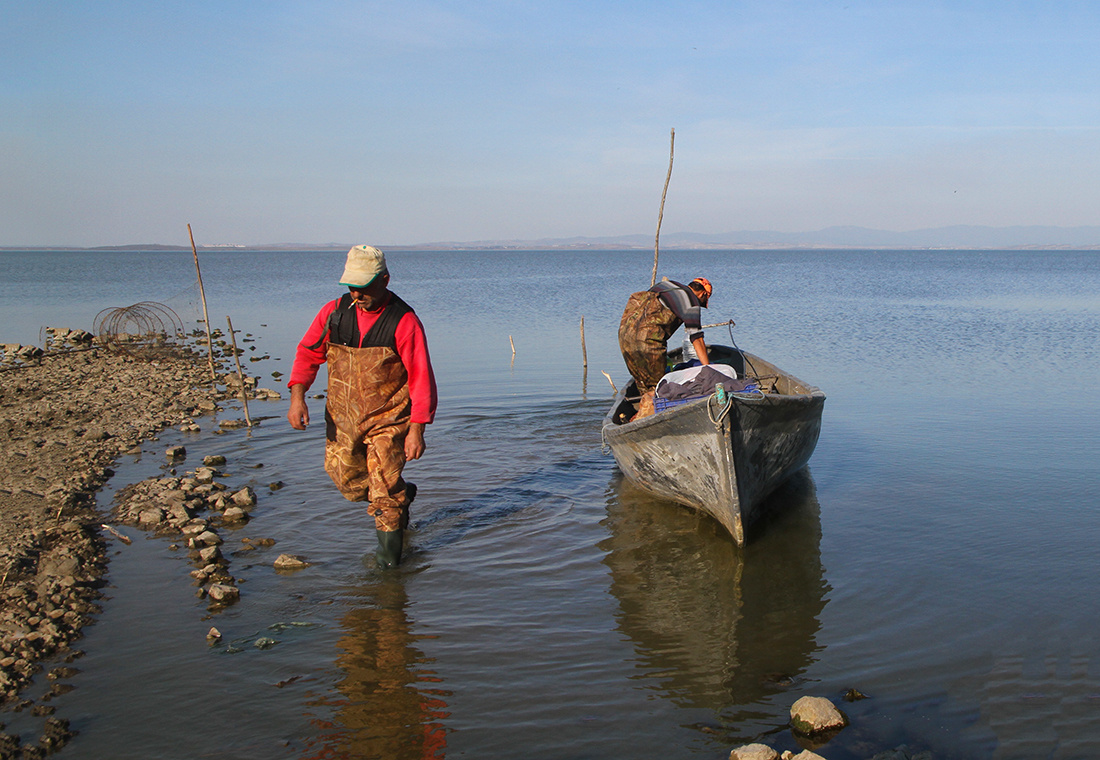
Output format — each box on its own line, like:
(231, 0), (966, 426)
(6, 225), (1100, 251)
(413, 225), (1100, 250)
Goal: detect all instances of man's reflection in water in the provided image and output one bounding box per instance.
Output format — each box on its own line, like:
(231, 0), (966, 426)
(306, 577), (450, 759)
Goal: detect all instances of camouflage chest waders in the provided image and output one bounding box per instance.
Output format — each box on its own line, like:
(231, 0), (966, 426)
(617, 290), (682, 394)
(324, 341), (413, 533)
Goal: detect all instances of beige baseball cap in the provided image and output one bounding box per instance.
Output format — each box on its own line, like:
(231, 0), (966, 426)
(339, 245), (388, 287)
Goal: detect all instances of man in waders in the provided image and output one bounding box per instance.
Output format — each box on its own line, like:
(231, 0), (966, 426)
(287, 245), (437, 568)
(618, 277), (712, 420)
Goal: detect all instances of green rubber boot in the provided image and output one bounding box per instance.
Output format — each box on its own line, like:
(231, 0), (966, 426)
(375, 529), (404, 569)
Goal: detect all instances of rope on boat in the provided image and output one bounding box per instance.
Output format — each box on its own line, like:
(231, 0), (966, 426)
(720, 319), (771, 400)
(708, 390), (733, 427)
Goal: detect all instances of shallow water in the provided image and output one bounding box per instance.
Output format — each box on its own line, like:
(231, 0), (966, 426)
(2, 248), (1100, 758)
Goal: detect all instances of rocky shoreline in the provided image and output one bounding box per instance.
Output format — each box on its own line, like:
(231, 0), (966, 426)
(0, 332), (256, 754)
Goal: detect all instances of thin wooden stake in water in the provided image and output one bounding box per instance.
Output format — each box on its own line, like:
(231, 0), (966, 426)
(580, 316), (588, 368)
(651, 128), (675, 287)
(509, 335), (516, 355)
(601, 371), (617, 393)
(188, 224), (216, 382)
(226, 316), (253, 428)
(100, 523), (133, 545)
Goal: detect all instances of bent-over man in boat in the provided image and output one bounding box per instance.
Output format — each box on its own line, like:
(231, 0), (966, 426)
(287, 245), (438, 568)
(618, 277), (712, 420)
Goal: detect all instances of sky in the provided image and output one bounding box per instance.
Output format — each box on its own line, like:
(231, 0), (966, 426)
(3, 0), (1100, 247)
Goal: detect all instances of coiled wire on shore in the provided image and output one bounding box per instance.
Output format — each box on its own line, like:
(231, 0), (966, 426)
(93, 302), (188, 359)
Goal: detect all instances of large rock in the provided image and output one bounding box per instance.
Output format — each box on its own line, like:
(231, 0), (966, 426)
(221, 506), (249, 524)
(273, 554), (311, 571)
(206, 584), (239, 603)
(231, 487), (256, 507)
(729, 744), (779, 760)
(137, 508), (165, 526)
(193, 531), (222, 547)
(790, 696), (848, 736)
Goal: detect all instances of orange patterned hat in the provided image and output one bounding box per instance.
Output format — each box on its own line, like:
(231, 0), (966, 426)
(690, 277), (713, 298)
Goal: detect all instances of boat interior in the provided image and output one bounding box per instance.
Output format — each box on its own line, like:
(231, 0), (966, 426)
(609, 345), (807, 425)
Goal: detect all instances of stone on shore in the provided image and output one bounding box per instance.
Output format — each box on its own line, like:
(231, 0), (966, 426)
(790, 695), (848, 736)
(221, 506), (249, 524)
(273, 554), (311, 571)
(0, 327), (242, 705)
(138, 508), (165, 527)
(729, 743), (779, 760)
(206, 584), (240, 603)
(193, 531), (222, 547)
(231, 487), (256, 507)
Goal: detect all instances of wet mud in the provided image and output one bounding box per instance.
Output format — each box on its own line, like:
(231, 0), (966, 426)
(0, 336), (244, 754)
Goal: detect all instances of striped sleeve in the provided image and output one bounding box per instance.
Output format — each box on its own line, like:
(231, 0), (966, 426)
(650, 280), (702, 329)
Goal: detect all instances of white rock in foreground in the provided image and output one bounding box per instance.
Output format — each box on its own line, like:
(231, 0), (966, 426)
(790, 695), (848, 735)
(729, 743), (778, 760)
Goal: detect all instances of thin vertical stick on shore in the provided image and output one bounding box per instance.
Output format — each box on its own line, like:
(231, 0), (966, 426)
(225, 316), (253, 428)
(651, 128), (675, 287)
(580, 316), (588, 368)
(188, 224), (216, 382)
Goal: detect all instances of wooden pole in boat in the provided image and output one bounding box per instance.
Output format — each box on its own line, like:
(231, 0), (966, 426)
(580, 316), (588, 368)
(651, 128), (675, 287)
(188, 224), (217, 382)
(225, 316), (253, 428)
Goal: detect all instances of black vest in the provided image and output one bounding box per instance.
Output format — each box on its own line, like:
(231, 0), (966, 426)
(310, 293), (414, 350)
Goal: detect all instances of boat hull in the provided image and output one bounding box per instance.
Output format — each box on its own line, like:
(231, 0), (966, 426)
(602, 347), (824, 545)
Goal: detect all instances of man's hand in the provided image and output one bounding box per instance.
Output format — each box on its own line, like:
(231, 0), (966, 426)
(692, 335), (711, 366)
(405, 422), (426, 460)
(287, 384), (310, 430)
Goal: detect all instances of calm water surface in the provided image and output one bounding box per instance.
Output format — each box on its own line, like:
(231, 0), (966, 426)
(2, 248), (1099, 759)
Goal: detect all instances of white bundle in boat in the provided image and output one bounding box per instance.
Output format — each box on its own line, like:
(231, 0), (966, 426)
(656, 364), (738, 402)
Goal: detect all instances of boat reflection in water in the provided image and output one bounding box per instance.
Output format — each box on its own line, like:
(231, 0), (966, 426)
(599, 468), (830, 737)
(304, 577), (450, 760)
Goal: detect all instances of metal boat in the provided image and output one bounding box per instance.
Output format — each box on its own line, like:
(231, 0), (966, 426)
(602, 345), (825, 545)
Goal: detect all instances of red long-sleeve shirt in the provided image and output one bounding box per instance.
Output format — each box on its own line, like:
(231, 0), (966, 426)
(288, 294), (438, 424)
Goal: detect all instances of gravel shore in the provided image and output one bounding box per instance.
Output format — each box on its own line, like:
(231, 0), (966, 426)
(0, 338), (233, 715)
